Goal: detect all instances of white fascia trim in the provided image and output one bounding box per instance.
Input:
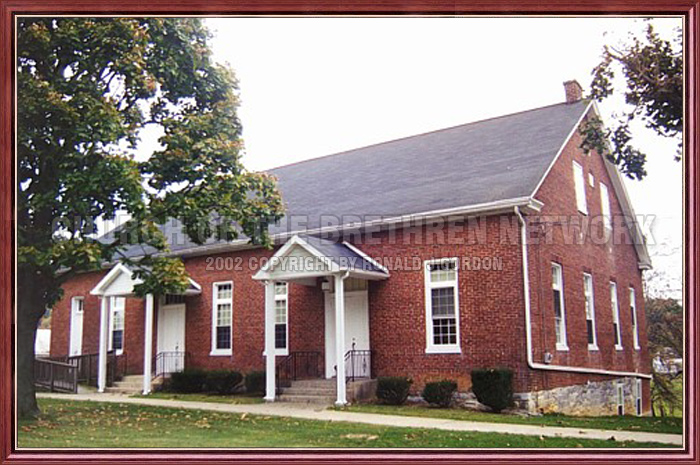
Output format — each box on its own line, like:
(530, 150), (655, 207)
(253, 235), (340, 280)
(589, 101), (652, 270)
(188, 278), (202, 291)
(342, 241), (390, 274)
(163, 196), (544, 260)
(515, 207), (652, 381)
(530, 100), (594, 198)
(90, 263), (140, 296)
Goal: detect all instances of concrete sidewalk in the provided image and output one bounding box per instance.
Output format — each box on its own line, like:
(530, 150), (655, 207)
(38, 392), (683, 446)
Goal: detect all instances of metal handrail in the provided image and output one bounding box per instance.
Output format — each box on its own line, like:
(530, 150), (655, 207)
(153, 351), (188, 379)
(344, 348), (372, 383)
(34, 358), (78, 393)
(275, 351), (322, 390)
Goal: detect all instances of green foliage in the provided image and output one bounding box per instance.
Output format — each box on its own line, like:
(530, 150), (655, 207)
(471, 368), (514, 413)
(17, 17), (285, 304)
(244, 371), (266, 396)
(204, 370), (244, 395)
(169, 369), (207, 394)
(376, 376), (413, 406)
(646, 298), (683, 416)
(581, 21), (682, 180)
(421, 380), (457, 408)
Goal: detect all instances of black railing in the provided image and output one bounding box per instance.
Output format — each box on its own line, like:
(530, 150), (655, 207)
(46, 351), (127, 387)
(276, 351), (322, 389)
(34, 358), (78, 393)
(153, 351), (188, 379)
(344, 349), (372, 382)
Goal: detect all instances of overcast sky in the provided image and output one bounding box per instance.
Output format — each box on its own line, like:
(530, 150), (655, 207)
(136, 16), (683, 299)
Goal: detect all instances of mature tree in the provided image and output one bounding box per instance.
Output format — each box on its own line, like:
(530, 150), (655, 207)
(645, 298), (683, 416)
(579, 22), (682, 180)
(17, 18), (284, 418)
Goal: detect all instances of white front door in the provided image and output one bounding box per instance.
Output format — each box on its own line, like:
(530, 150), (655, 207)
(69, 297), (84, 356)
(324, 291), (370, 378)
(157, 303), (186, 373)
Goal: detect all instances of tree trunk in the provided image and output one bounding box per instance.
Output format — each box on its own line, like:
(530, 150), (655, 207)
(17, 284), (47, 419)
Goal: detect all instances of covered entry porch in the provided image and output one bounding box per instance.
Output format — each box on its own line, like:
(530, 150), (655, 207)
(253, 235), (389, 405)
(89, 263), (201, 395)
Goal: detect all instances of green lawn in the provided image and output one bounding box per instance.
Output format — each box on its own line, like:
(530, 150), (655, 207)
(336, 404), (683, 435)
(18, 399), (673, 448)
(132, 392), (264, 405)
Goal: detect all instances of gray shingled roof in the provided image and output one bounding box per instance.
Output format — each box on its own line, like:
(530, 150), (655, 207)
(300, 235), (386, 274)
(104, 100), (591, 258)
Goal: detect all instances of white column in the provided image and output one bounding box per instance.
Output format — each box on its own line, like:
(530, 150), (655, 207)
(97, 296), (109, 393)
(334, 273), (347, 405)
(142, 293), (154, 395)
(264, 281), (277, 402)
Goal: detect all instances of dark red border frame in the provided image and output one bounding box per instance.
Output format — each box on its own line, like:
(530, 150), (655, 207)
(0, 2), (697, 464)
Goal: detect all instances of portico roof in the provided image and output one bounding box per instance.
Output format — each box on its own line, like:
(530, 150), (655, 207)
(90, 262), (202, 297)
(253, 235), (389, 282)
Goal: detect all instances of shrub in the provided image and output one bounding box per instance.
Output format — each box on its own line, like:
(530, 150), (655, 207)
(169, 369), (207, 393)
(376, 376), (412, 405)
(471, 368), (514, 413)
(422, 379), (458, 408)
(205, 370), (243, 395)
(245, 371), (266, 396)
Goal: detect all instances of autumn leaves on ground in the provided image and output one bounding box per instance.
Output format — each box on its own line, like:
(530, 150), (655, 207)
(18, 399), (673, 448)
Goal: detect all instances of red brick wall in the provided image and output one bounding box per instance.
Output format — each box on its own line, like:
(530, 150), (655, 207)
(49, 112), (650, 410)
(527, 111), (651, 406)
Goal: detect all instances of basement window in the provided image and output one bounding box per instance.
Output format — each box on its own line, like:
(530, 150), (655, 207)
(617, 381), (625, 416)
(425, 258), (460, 354)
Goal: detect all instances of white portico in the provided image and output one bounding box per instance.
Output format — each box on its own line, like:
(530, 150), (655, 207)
(253, 234), (389, 405)
(89, 263), (201, 395)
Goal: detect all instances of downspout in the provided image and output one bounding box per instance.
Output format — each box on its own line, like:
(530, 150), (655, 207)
(514, 206), (651, 380)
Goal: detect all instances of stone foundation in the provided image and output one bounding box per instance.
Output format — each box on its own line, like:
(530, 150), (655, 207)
(518, 377), (646, 416)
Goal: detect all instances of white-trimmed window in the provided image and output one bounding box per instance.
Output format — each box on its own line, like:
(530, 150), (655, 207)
(600, 182), (612, 231)
(583, 273), (598, 350)
(425, 258), (460, 354)
(573, 161), (588, 214)
(274, 282), (289, 355)
(617, 381), (625, 416)
(211, 282), (233, 355)
(630, 287), (640, 350)
(552, 263), (568, 350)
(611, 282), (623, 350)
(109, 297), (125, 355)
(634, 379), (643, 416)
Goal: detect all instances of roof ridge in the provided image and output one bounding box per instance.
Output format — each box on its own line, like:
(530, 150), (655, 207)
(264, 99), (590, 172)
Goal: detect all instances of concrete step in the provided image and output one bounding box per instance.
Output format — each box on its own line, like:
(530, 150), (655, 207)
(276, 394), (336, 404)
(104, 386), (141, 395)
(280, 387), (337, 396)
(288, 379), (336, 388)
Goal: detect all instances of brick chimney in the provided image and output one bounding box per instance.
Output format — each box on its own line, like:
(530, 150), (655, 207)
(563, 80), (583, 103)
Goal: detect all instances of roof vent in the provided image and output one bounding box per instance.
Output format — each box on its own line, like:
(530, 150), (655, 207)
(563, 80), (583, 104)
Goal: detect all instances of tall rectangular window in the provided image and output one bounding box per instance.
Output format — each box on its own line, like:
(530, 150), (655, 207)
(600, 183), (612, 231)
(211, 282), (233, 355)
(630, 287), (640, 350)
(110, 297), (125, 355)
(634, 379), (643, 416)
(611, 282), (623, 350)
(552, 263), (568, 350)
(573, 161), (588, 214)
(583, 273), (597, 350)
(274, 282), (288, 353)
(425, 258), (460, 353)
